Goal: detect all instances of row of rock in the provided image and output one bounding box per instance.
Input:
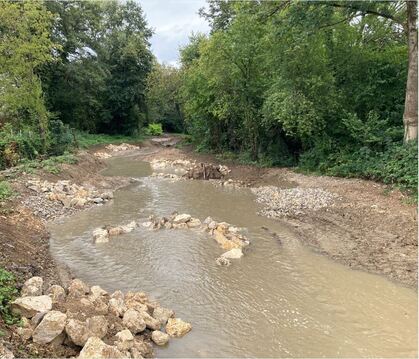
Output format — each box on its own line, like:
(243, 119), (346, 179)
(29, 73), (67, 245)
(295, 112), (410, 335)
(91, 213), (250, 266)
(251, 186), (338, 217)
(26, 179), (113, 209)
(10, 276), (191, 358)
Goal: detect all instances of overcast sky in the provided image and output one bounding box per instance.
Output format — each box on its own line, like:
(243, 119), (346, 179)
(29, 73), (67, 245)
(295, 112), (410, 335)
(140, 0), (210, 66)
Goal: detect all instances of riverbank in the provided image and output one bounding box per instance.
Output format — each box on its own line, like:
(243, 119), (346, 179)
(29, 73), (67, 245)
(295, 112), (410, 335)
(0, 136), (417, 357)
(136, 139), (418, 288)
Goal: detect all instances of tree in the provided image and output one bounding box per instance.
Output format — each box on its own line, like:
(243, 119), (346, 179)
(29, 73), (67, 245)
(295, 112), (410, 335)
(0, 0), (56, 148)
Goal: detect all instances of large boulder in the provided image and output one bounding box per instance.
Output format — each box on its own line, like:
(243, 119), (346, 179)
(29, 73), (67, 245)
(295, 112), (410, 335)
(11, 295), (52, 318)
(65, 316), (108, 346)
(78, 337), (124, 359)
(151, 330), (169, 346)
(68, 279), (90, 298)
(172, 214), (191, 224)
(46, 285), (66, 304)
(122, 309), (146, 334)
(21, 277), (43, 297)
(165, 318), (192, 337)
(152, 307), (174, 326)
(32, 310), (67, 344)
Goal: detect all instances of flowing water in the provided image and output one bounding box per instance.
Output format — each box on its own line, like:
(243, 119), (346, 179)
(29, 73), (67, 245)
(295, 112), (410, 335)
(48, 156), (418, 358)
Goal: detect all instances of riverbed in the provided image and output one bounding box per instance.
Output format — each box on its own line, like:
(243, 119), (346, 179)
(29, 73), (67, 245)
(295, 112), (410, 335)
(48, 156), (418, 358)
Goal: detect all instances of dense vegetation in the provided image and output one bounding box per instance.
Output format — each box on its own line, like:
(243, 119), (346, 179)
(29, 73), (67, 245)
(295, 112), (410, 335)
(0, 0), (417, 194)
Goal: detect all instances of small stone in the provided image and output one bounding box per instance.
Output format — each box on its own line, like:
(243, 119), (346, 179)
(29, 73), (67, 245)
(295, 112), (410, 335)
(215, 257), (231, 266)
(208, 221), (217, 230)
(120, 221), (137, 234)
(32, 310), (67, 344)
(21, 277), (43, 297)
(165, 318), (192, 337)
(0, 343), (14, 359)
(90, 285), (108, 299)
(109, 298), (126, 317)
(11, 295), (52, 318)
(93, 197), (104, 204)
(172, 223), (188, 229)
(101, 191), (114, 200)
(16, 326), (32, 340)
(187, 218), (201, 228)
(93, 228), (109, 244)
(151, 330), (169, 346)
(221, 248), (243, 259)
(46, 285), (66, 304)
(172, 214), (191, 224)
(139, 311), (161, 330)
(203, 216), (213, 225)
(115, 329), (134, 351)
(108, 227), (123, 236)
(78, 337), (124, 359)
(132, 338), (153, 357)
(31, 311), (47, 327)
(123, 309), (146, 334)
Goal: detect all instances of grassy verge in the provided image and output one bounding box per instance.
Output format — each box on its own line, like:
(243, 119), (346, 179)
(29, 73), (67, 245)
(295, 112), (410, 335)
(74, 132), (146, 149)
(0, 180), (14, 201)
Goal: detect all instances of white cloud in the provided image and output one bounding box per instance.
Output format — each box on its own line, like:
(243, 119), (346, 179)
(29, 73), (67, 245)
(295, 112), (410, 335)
(139, 0), (210, 65)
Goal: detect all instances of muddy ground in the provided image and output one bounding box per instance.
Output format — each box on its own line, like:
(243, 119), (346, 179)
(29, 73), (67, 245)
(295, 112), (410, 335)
(0, 136), (417, 356)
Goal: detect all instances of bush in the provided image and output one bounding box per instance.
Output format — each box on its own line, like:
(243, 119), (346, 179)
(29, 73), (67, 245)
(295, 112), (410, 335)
(145, 123), (163, 136)
(48, 119), (74, 156)
(300, 140), (418, 196)
(0, 268), (19, 324)
(0, 124), (42, 169)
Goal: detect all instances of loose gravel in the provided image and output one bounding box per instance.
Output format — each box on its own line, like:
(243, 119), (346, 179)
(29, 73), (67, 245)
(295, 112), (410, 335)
(251, 186), (338, 217)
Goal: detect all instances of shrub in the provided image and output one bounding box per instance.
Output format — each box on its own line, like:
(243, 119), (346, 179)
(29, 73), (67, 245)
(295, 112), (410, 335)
(145, 123), (163, 136)
(0, 180), (14, 201)
(48, 119), (74, 156)
(0, 268), (19, 324)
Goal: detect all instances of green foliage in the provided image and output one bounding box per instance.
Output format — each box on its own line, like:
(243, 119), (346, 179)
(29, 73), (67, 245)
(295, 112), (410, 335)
(74, 132), (143, 149)
(0, 180), (13, 201)
(0, 268), (19, 325)
(146, 63), (184, 132)
(145, 123), (163, 136)
(48, 120), (74, 156)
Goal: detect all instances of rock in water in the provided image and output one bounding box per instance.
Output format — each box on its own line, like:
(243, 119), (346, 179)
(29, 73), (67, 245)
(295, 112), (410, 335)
(165, 318), (192, 337)
(21, 277), (43, 297)
(92, 228), (109, 244)
(151, 330), (169, 346)
(172, 214), (192, 224)
(221, 248), (243, 259)
(32, 310), (67, 344)
(215, 257), (231, 266)
(152, 307), (174, 326)
(78, 337), (124, 359)
(11, 296), (52, 318)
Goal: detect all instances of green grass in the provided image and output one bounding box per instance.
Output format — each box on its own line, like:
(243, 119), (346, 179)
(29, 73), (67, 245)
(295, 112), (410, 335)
(74, 132), (146, 149)
(0, 180), (13, 201)
(15, 152), (78, 175)
(0, 268), (20, 325)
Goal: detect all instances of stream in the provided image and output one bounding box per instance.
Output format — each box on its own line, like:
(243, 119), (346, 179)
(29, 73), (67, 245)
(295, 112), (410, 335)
(48, 156), (418, 358)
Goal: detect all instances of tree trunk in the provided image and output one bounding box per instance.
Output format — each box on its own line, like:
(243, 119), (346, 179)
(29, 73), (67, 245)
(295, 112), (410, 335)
(403, 0), (418, 143)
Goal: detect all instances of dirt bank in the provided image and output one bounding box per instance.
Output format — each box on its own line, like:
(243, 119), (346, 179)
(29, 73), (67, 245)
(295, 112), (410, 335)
(138, 139), (418, 288)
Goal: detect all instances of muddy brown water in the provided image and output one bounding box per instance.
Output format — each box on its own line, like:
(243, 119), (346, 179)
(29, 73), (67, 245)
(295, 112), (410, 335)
(48, 156), (418, 358)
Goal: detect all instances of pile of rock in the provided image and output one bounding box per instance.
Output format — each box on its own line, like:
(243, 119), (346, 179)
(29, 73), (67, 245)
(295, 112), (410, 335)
(105, 144), (139, 152)
(92, 221), (137, 244)
(150, 159), (194, 175)
(11, 276), (191, 358)
(23, 179), (114, 220)
(26, 179), (113, 209)
(94, 152), (112, 159)
(251, 186), (338, 217)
